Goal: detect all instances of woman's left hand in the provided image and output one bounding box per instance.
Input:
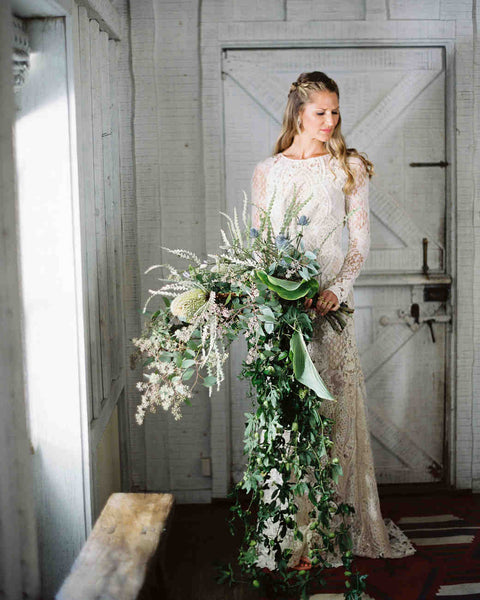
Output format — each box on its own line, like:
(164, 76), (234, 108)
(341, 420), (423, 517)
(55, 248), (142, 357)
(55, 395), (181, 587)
(304, 290), (340, 316)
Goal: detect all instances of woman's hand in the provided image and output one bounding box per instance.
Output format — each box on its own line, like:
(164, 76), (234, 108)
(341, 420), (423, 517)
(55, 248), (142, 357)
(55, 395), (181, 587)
(304, 290), (340, 316)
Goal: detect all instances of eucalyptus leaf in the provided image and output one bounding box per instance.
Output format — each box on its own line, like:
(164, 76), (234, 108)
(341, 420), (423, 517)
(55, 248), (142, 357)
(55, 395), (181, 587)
(182, 368), (195, 381)
(265, 322), (274, 334)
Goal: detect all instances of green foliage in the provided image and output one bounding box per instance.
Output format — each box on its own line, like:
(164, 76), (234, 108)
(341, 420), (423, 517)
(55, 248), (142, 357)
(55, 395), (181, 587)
(132, 192), (367, 599)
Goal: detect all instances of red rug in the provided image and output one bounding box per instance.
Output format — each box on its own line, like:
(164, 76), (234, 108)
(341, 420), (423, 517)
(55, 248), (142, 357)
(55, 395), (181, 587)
(311, 492), (480, 600)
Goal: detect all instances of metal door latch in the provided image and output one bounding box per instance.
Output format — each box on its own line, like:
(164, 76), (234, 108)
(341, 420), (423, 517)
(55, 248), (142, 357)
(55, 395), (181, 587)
(379, 303), (451, 342)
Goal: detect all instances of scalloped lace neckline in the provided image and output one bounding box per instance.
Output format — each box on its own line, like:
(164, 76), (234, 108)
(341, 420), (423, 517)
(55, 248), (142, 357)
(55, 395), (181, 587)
(279, 152), (330, 161)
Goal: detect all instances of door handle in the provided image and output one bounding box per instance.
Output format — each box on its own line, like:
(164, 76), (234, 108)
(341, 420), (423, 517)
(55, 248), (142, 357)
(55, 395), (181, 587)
(379, 310), (451, 333)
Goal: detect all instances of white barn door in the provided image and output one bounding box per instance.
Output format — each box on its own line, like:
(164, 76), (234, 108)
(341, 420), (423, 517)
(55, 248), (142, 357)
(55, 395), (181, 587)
(223, 47), (450, 486)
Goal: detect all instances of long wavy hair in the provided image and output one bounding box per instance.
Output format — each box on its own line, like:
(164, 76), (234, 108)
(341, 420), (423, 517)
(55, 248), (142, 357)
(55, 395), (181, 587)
(273, 71), (374, 195)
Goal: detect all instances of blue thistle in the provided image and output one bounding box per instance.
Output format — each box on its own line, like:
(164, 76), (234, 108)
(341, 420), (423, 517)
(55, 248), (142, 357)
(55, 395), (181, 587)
(275, 234), (290, 250)
(250, 227), (259, 238)
(298, 215), (309, 226)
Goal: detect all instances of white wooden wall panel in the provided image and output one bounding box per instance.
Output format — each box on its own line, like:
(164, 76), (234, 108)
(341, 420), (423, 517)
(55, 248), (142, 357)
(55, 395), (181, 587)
(472, 0), (480, 492)
(144, 0), (211, 499)
(441, 0), (475, 490)
(128, 0), (169, 494)
(75, 2), (126, 516)
(0, 5), (40, 597)
(287, 0), (365, 21)
(99, 29), (120, 383)
(109, 38), (125, 384)
(90, 19), (111, 412)
(125, 0), (213, 501)
(113, 0), (145, 492)
(389, 0), (441, 20)
(233, 0), (284, 21)
(78, 6), (103, 423)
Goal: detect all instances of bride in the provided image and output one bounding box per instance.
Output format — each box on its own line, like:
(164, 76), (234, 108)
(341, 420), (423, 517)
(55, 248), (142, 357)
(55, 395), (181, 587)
(251, 71), (416, 570)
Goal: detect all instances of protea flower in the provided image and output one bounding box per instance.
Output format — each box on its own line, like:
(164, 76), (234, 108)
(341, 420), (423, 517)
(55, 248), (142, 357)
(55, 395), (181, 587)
(170, 288), (208, 322)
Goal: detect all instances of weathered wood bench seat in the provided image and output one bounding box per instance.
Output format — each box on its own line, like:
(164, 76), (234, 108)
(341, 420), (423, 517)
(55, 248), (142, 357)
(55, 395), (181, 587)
(57, 492), (175, 600)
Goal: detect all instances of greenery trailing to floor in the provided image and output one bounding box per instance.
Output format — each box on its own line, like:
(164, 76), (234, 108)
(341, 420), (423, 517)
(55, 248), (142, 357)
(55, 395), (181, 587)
(131, 188), (367, 599)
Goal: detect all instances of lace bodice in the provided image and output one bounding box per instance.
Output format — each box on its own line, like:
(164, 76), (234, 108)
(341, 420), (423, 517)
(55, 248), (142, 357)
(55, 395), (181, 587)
(251, 153), (370, 304)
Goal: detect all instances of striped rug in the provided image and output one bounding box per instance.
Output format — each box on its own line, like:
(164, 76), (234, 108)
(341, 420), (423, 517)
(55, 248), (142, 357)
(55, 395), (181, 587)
(397, 513), (480, 546)
(309, 493), (480, 600)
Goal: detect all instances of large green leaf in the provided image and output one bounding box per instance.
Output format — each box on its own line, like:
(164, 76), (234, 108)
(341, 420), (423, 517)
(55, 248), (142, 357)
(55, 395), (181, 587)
(265, 273), (306, 291)
(290, 329), (335, 401)
(255, 271), (319, 300)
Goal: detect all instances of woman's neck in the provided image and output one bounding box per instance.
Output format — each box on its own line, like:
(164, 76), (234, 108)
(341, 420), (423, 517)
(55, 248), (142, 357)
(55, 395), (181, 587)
(283, 138), (327, 159)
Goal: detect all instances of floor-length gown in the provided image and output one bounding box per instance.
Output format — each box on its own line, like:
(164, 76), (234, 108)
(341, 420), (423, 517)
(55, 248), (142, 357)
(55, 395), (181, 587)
(250, 151), (417, 570)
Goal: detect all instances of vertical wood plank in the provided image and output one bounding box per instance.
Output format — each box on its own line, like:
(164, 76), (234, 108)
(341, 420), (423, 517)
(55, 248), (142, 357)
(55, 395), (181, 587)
(99, 29), (119, 394)
(78, 7), (103, 421)
(109, 38), (126, 385)
(114, 0), (144, 491)
(90, 18), (111, 414)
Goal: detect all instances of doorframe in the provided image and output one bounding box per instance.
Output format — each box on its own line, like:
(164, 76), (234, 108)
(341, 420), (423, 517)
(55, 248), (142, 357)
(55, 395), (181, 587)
(200, 15), (461, 496)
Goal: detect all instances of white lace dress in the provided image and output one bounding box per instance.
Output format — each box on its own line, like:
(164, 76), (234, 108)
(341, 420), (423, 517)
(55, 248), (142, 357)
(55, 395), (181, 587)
(250, 152), (417, 570)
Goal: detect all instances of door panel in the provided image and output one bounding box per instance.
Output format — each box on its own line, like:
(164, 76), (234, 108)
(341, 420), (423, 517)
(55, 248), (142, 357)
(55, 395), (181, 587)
(223, 46), (449, 485)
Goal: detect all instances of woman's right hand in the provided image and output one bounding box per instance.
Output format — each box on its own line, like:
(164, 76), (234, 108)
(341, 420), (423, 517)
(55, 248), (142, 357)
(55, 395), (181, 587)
(305, 291), (340, 316)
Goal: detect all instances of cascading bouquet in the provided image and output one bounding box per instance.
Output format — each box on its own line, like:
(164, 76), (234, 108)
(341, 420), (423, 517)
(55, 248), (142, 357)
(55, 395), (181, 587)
(131, 189), (368, 599)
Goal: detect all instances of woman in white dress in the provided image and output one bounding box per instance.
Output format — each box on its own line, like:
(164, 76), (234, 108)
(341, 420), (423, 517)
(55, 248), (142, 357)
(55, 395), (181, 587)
(251, 71), (416, 571)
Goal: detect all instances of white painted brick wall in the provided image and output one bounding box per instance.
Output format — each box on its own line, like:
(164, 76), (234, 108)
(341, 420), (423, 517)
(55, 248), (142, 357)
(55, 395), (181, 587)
(117, 0), (480, 499)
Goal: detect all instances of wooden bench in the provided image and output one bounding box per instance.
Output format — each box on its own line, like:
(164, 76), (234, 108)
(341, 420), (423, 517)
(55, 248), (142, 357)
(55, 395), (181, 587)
(56, 492), (175, 600)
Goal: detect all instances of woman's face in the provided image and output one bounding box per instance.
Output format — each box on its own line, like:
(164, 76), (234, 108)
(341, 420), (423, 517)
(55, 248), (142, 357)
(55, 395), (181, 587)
(299, 90), (340, 142)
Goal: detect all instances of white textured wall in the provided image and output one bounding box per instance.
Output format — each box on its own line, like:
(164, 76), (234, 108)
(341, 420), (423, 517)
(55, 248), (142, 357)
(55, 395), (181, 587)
(121, 0), (480, 496)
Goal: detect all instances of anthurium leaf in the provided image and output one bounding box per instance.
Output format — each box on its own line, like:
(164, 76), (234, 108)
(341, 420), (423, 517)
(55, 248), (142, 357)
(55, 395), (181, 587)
(273, 283), (310, 300)
(254, 271), (270, 286)
(290, 329), (335, 401)
(265, 274), (305, 291)
(255, 271), (319, 300)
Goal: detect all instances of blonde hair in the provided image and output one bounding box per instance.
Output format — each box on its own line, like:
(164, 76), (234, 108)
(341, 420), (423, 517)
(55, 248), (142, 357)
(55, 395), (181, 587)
(273, 71), (374, 195)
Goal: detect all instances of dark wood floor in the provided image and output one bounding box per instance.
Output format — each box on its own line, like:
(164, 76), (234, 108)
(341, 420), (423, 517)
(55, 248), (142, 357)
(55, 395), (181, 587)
(146, 487), (475, 600)
(163, 502), (256, 600)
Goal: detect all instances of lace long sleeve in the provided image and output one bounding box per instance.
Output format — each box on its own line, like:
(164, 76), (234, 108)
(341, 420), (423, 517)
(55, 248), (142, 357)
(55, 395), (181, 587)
(251, 161), (268, 229)
(325, 157), (370, 304)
